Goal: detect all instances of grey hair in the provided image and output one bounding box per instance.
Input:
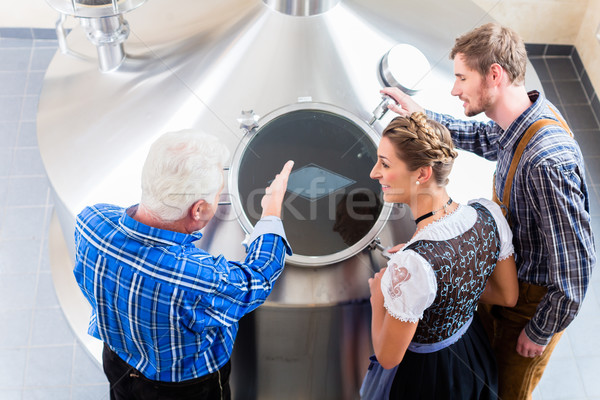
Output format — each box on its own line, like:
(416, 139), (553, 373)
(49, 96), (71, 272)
(140, 129), (230, 221)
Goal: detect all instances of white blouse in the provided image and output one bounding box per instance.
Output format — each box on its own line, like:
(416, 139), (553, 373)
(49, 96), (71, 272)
(381, 198), (515, 323)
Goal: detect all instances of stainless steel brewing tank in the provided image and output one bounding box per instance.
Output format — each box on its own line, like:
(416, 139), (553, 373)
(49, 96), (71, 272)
(38, 0), (542, 398)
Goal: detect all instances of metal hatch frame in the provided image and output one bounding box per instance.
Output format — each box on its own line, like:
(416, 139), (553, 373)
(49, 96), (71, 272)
(229, 101), (393, 267)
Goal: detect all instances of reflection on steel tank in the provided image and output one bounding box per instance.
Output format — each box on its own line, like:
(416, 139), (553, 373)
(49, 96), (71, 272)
(39, 0), (541, 398)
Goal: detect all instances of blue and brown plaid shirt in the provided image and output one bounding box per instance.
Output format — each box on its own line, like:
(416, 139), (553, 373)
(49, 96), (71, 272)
(428, 91), (595, 345)
(74, 203), (291, 382)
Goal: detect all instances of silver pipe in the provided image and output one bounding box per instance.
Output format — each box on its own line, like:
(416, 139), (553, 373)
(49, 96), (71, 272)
(78, 14), (129, 72)
(55, 13), (69, 54)
(263, 0), (340, 16)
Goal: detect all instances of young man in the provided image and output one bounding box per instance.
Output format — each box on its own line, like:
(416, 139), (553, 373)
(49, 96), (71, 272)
(382, 22), (595, 399)
(74, 129), (294, 399)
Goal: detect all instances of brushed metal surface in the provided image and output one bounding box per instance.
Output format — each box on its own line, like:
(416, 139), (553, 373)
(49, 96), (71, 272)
(38, 1), (542, 398)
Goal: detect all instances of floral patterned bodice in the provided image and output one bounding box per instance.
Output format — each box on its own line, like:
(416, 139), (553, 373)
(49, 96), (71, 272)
(407, 203), (500, 344)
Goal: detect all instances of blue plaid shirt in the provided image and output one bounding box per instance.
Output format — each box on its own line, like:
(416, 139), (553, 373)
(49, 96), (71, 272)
(428, 91), (596, 345)
(74, 203), (291, 382)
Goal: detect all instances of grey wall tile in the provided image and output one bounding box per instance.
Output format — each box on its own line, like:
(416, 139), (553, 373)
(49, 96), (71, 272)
(0, 28), (33, 40)
(575, 356), (600, 397)
(0, 206), (48, 240)
(17, 121), (37, 147)
(20, 96), (39, 122)
(526, 43), (547, 56)
(71, 384), (110, 399)
(32, 29), (57, 41)
(0, 39), (32, 49)
(25, 71), (45, 97)
(0, 348), (27, 386)
(530, 57), (551, 81)
(546, 44), (574, 56)
(537, 355), (586, 399)
(592, 95), (600, 125)
(565, 289), (600, 358)
(30, 48), (57, 71)
(0, 121), (19, 148)
(34, 273), (60, 309)
(0, 148), (13, 176)
(547, 57), (578, 80)
(554, 80), (589, 105)
(22, 387), (70, 400)
(0, 239), (41, 274)
(0, 177), (7, 206)
(10, 148), (46, 176)
(0, 389), (22, 400)
(0, 96), (23, 122)
(563, 105), (600, 130)
(33, 39), (59, 49)
(0, 72), (27, 96)
(587, 157), (600, 185)
(0, 274), (37, 310)
(581, 71), (595, 102)
(29, 308), (75, 346)
(24, 345), (74, 387)
(6, 177), (50, 207)
(541, 81), (560, 106)
(0, 48), (31, 71)
(571, 49), (584, 77)
(575, 130), (600, 158)
(0, 310), (33, 347)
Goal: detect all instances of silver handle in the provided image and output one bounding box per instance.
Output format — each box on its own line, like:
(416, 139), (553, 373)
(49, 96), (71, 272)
(368, 95), (396, 126)
(368, 237), (390, 260)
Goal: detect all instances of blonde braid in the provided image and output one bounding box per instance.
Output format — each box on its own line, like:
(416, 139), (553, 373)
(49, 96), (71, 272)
(383, 112), (458, 187)
(408, 112), (458, 165)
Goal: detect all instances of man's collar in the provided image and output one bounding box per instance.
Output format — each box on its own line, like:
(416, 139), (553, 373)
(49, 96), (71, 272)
(497, 90), (544, 150)
(119, 205), (203, 246)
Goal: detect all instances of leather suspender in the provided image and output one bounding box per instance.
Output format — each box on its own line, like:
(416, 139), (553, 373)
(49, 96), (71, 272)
(492, 107), (573, 220)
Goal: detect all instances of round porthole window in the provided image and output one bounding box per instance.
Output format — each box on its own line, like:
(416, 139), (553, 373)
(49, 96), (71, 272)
(231, 103), (391, 266)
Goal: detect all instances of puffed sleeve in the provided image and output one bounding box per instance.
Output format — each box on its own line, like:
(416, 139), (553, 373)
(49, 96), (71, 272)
(468, 198), (515, 260)
(380, 250), (437, 322)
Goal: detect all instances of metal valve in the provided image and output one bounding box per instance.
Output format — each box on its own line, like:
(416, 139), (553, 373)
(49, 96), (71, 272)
(368, 237), (391, 260)
(368, 95), (396, 125)
(238, 110), (260, 134)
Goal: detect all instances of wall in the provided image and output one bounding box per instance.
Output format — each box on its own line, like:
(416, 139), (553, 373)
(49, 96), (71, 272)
(576, 0), (600, 93)
(472, 0), (587, 44)
(473, 0), (599, 93)
(2, 0), (599, 91)
(1, 0), (57, 28)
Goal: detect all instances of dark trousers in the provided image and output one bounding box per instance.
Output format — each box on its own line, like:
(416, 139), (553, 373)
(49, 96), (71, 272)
(102, 343), (231, 400)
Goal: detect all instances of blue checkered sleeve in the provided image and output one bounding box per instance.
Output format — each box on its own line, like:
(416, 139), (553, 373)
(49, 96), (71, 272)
(426, 110), (503, 161)
(524, 163), (595, 344)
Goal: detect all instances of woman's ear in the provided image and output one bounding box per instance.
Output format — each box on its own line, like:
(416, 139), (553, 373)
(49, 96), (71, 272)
(416, 166), (433, 184)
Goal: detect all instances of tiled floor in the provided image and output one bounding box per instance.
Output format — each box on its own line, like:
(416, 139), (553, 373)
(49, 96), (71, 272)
(0, 30), (599, 399)
(0, 30), (109, 400)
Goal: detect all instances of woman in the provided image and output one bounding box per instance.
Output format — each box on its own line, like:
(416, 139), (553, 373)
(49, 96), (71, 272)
(366, 112), (518, 399)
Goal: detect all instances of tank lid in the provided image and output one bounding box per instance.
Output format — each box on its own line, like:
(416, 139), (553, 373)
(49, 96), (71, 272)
(380, 43), (431, 96)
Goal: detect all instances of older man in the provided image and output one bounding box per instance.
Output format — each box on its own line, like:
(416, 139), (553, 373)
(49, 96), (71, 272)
(74, 129), (293, 399)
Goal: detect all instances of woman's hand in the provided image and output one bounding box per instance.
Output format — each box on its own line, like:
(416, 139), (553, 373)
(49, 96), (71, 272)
(368, 267), (387, 307)
(386, 243), (406, 254)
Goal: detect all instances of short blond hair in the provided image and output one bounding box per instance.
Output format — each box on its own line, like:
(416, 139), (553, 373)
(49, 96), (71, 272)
(450, 22), (527, 85)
